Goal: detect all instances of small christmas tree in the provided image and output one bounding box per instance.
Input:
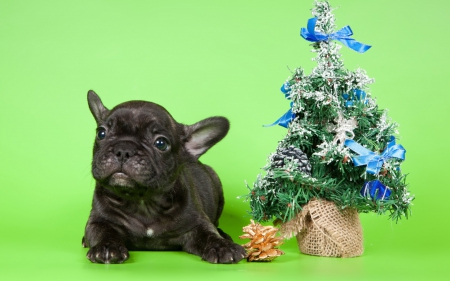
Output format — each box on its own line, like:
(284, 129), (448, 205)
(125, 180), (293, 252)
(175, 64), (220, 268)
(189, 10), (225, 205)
(247, 1), (413, 257)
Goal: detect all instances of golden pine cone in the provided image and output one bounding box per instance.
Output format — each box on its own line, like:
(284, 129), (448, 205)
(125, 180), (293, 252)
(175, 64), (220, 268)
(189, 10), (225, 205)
(239, 220), (284, 262)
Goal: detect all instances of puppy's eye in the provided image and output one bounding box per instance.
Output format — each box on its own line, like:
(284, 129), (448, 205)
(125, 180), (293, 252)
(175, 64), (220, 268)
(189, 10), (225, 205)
(97, 128), (107, 140)
(154, 137), (169, 151)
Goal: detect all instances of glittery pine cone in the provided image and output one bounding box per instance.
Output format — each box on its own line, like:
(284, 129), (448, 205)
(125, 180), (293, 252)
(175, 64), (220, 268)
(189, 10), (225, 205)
(271, 146), (311, 175)
(240, 220), (284, 262)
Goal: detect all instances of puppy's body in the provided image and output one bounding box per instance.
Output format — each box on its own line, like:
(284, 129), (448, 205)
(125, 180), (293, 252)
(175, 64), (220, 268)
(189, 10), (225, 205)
(83, 91), (245, 264)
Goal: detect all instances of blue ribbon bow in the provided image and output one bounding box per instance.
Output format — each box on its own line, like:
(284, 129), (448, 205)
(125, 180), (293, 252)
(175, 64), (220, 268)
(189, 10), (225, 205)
(344, 136), (406, 175)
(301, 17), (371, 53)
(361, 180), (391, 200)
(342, 89), (367, 107)
(264, 83), (295, 128)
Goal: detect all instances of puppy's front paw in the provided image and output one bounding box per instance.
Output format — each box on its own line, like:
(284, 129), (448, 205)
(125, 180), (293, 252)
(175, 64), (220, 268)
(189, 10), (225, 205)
(86, 241), (129, 264)
(202, 238), (246, 264)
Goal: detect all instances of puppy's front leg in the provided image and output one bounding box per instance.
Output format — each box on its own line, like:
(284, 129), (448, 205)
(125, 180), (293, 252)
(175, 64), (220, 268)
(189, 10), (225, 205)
(83, 221), (129, 264)
(183, 223), (246, 264)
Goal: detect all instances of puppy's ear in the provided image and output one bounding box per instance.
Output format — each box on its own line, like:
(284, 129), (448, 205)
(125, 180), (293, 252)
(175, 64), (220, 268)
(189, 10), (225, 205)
(183, 117), (230, 159)
(87, 90), (109, 123)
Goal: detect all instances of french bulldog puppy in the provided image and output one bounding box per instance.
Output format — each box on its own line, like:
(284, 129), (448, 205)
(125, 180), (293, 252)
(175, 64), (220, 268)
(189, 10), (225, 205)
(82, 90), (246, 264)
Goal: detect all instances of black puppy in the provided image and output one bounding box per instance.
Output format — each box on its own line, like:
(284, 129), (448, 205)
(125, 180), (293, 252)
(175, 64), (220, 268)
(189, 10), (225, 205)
(82, 90), (245, 264)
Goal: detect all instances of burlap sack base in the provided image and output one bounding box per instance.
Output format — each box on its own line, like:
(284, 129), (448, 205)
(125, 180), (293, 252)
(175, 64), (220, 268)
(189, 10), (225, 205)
(280, 198), (363, 258)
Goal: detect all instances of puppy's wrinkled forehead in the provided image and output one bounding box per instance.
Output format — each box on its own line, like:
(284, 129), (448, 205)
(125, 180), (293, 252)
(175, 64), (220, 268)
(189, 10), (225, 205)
(107, 101), (177, 134)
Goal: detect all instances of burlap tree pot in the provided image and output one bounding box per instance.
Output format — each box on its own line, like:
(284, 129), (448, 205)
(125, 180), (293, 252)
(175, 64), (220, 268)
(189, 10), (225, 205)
(280, 198), (364, 258)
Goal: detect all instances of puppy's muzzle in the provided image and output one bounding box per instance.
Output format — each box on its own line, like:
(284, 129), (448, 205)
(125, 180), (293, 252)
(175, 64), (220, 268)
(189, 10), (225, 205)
(113, 141), (137, 164)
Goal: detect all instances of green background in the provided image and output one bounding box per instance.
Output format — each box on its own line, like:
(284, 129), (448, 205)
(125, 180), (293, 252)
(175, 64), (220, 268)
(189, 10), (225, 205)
(0, 0), (448, 280)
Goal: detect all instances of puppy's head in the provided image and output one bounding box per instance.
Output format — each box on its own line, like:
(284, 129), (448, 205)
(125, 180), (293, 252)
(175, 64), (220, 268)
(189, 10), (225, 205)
(87, 90), (229, 200)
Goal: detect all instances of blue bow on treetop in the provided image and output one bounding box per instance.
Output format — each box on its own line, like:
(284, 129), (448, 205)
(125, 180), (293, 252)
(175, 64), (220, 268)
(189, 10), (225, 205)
(264, 83), (295, 128)
(300, 17), (371, 53)
(361, 180), (391, 200)
(344, 136), (406, 175)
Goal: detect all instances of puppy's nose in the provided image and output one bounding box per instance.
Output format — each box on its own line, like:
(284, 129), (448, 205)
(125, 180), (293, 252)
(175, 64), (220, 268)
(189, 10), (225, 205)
(114, 144), (136, 163)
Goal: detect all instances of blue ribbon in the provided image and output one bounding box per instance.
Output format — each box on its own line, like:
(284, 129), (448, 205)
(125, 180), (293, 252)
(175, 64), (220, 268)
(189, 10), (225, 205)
(342, 89), (367, 107)
(280, 82), (291, 97)
(264, 83), (295, 128)
(361, 180), (391, 200)
(344, 136), (406, 175)
(300, 17), (371, 53)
